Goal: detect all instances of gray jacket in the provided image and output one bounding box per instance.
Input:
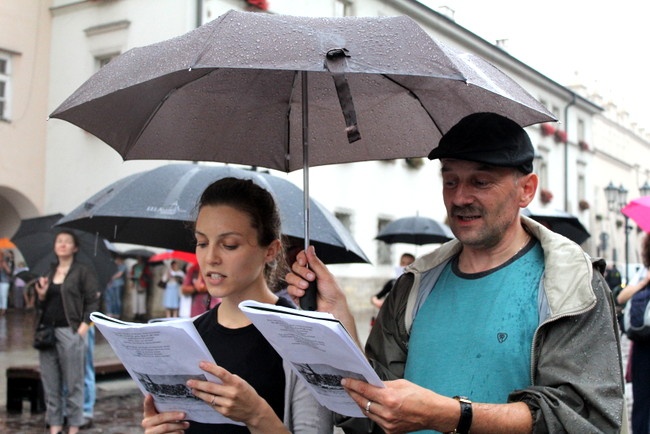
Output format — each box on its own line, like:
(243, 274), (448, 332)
(361, 217), (625, 433)
(282, 360), (334, 433)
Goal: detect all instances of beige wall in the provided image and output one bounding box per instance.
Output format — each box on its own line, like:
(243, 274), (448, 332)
(0, 0), (51, 237)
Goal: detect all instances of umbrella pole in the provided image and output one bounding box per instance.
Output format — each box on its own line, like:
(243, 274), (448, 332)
(302, 71), (311, 254)
(300, 71), (317, 311)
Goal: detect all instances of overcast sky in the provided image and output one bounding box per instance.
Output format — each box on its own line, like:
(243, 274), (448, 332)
(420, 0), (649, 128)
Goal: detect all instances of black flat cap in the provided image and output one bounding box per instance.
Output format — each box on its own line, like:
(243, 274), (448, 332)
(428, 112), (535, 174)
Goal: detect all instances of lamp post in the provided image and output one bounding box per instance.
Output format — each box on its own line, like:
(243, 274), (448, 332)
(606, 180), (650, 284)
(604, 182), (630, 284)
(640, 181), (650, 198)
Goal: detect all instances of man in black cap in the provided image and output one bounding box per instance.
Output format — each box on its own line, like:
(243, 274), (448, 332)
(287, 112), (625, 433)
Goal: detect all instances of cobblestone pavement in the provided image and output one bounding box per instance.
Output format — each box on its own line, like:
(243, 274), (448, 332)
(1, 387), (144, 434)
(0, 308), (145, 433)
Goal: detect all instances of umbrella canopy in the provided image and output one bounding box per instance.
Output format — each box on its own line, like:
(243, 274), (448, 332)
(50, 10), (555, 171)
(55, 163), (370, 265)
(49, 10), (554, 309)
(376, 216), (454, 245)
(0, 238), (16, 249)
(148, 250), (197, 265)
(120, 248), (157, 259)
(522, 207), (590, 245)
(11, 214), (116, 288)
(622, 196), (650, 233)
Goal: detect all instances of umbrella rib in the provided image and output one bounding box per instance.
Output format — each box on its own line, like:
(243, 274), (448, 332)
(123, 71), (213, 158)
(382, 74), (445, 134)
(284, 70), (300, 173)
(189, 11), (230, 69)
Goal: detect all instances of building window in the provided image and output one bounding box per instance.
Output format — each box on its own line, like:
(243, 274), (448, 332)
(96, 53), (119, 71)
(576, 163), (587, 212)
(577, 118), (585, 143)
(335, 210), (352, 231)
(376, 217), (392, 265)
(552, 105), (560, 122)
(538, 154), (549, 191)
(334, 0), (353, 16)
(0, 52), (11, 121)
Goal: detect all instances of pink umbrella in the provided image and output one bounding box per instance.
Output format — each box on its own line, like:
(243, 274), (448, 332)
(622, 196), (650, 232)
(148, 250), (198, 265)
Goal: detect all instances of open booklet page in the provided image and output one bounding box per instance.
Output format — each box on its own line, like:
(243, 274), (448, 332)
(90, 312), (242, 425)
(239, 300), (384, 417)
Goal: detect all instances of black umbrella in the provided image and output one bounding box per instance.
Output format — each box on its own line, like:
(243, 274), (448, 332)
(55, 163), (370, 265)
(11, 214), (116, 288)
(522, 207), (590, 245)
(376, 216), (454, 245)
(119, 248), (157, 259)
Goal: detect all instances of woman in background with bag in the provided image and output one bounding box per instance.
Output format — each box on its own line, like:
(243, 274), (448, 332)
(617, 233), (650, 434)
(34, 230), (99, 434)
(161, 260), (184, 318)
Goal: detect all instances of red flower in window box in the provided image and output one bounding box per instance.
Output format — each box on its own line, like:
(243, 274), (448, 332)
(540, 123), (555, 137)
(554, 129), (568, 144)
(245, 0), (268, 10)
(579, 140), (590, 151)
(540, 188), (553, 204)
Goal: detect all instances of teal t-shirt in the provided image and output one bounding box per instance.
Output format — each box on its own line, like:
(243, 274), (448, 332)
(404, 240), (544, 433)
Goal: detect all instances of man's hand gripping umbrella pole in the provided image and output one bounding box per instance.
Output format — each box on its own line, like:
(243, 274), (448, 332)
(287, 246), (362, 348)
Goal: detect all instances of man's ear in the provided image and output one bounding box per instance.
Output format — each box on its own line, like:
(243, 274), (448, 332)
(520, 173), (539, 207)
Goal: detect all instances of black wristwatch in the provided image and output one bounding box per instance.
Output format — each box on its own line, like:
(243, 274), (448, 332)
(449, 396), (472, 434)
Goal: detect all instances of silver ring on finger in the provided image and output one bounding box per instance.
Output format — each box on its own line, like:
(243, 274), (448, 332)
(210, 395), (217, 406)
(365, 400), (372, 414)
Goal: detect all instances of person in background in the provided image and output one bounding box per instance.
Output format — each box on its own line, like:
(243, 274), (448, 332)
(617, 233), (650, 434)
(34, 230), (99, 434)
(178, 262), (194, 318)
(286, 112), (625, 433)
(161, 260), (184, 318)
(606, 262), (623, 290)
(104, 255), (127, 319)
(12, 261), (28, 310)
(0, 248), (12, 315)
(142, 177), (332, 433)
(129, 256), (151, 322)
(82, 322), (96, 429)
(371, 252), (415, 310)
(182, 262), (220, 317)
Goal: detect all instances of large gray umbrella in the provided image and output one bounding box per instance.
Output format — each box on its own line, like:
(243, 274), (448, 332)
(50, 10), (555, 169)
(49, 10), (555, 307)
(376, 216), (454, 245)
(55, 163), (370, 265)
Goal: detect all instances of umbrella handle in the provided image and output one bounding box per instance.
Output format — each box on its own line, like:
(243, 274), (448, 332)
(299, 280), (318, 311)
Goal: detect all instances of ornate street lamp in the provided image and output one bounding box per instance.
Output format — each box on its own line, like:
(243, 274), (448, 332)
(640, 181), (650, 197)
(604, 182), (630, 284)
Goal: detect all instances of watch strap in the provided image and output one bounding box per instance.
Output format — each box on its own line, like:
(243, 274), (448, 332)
(452, 396), (472, 434)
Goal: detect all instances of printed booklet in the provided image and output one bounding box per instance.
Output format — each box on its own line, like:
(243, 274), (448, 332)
(239, 300), (385, 417)
(90, 312), (241, 425)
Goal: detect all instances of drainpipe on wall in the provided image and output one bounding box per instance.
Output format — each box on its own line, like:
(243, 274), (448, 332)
(196, 0), (203, 28)
(564, 92), (576, 211)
